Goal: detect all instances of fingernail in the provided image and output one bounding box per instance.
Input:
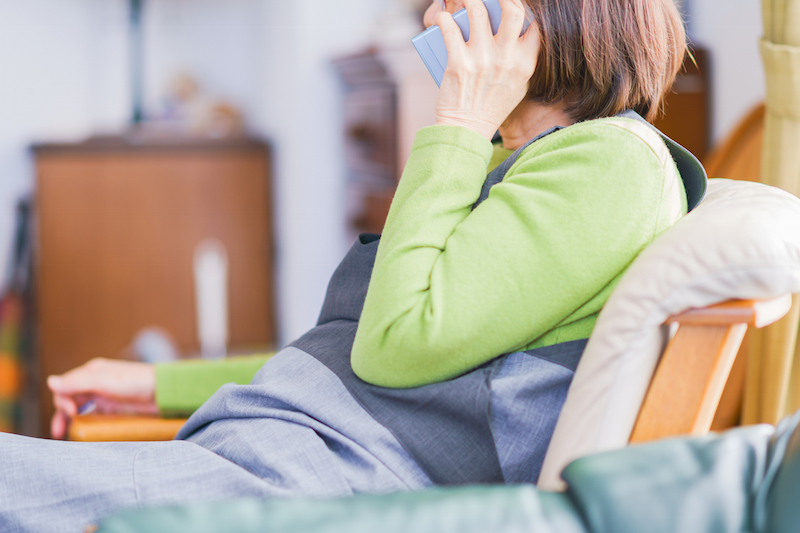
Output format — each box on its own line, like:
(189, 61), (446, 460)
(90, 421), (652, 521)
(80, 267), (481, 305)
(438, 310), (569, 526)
(78, 400), (97, 416)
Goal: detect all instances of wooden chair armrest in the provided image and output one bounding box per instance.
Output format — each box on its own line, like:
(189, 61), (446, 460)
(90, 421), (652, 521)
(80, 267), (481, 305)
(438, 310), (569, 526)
(67, 298), (791, 444)
(630, 295), (792, 444)
(667, 294), (792, 327)
(68, 415), (188, 442)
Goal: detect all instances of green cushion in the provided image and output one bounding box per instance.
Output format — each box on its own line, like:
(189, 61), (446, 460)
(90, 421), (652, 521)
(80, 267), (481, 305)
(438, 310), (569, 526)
(767, 411), (800, 533)
(96, 486), (586, 533)
(96, 413), (800, 533)
(561, 425), (773, 533)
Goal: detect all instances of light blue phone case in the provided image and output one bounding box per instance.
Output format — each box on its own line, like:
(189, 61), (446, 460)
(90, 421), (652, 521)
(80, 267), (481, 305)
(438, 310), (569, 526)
(412, 0), (532, 87)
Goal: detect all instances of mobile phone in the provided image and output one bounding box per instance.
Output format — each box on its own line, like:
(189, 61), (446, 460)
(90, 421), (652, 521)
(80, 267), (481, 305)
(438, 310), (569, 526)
(412, 0), (533, 87)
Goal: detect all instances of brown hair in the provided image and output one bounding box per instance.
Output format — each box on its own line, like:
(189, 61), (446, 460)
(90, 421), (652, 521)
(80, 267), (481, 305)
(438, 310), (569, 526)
(526, 0), (686, 122)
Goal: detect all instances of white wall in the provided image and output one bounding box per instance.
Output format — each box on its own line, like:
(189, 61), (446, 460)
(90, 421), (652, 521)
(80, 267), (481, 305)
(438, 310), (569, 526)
(253, 1), (391, 344)
(685, 0), (765, 143)
(0, 0), (129, 288)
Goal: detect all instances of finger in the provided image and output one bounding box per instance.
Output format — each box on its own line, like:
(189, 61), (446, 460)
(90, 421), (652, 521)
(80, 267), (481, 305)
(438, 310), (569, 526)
(93, 396), (124, 414)
(102, 397), (159, 416)
(48, 370), (97, 396)
(495, 0), (527, 46)
(51, 410), (68, 440)
(53, 392), (78, 417)
(461, 0), (493, 45)
(435, 11), (468, 63)
(94, 397), (136, 416)
(47, 374), (67, 393)
(48, 360), (107, 396)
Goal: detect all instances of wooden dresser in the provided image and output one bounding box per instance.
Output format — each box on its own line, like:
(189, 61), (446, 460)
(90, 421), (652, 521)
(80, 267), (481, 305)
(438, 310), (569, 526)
(33, 135), (276, 436)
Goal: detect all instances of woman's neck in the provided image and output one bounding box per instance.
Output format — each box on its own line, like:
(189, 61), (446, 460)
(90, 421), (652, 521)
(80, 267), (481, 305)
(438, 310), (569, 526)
(498, 100), (576, 150)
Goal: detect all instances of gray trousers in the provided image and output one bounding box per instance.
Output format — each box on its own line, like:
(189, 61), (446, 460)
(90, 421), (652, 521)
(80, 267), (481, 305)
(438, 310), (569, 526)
(0, 435), (278, 532)
(0, 342), (574, 533)
(0, 350), (431, 533)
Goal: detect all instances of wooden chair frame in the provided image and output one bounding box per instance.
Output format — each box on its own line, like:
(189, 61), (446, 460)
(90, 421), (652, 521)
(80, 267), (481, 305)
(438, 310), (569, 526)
(68, 295), (793, 444)
(630, 294), (792, 443)
(68, 414), (187, 442)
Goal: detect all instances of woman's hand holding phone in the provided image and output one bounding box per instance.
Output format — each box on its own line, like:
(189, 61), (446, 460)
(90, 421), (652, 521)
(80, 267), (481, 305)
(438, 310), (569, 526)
(434, 0), (539, 140)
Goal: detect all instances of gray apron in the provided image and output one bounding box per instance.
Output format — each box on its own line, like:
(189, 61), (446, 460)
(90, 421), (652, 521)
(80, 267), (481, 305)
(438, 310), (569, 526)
(290, 112), (707, 486)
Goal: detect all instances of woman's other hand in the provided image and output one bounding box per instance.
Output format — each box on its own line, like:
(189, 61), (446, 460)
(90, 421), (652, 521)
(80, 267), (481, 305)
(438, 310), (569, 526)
(434, 0), (540, 139)
(47, 358), (157, 439)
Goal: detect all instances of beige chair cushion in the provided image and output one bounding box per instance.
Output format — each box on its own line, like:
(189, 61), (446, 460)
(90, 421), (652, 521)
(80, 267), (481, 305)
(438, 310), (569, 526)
(538, 178), (800, 491)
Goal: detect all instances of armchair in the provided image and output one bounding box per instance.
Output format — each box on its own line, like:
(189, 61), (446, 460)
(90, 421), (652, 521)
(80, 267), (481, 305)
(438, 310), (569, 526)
(68, 179), (800, 493)
(67, 295), (790, 444)
(539, 177), (800, 489)
(94, 409), (800, 533)
(88, 176), (800, 533)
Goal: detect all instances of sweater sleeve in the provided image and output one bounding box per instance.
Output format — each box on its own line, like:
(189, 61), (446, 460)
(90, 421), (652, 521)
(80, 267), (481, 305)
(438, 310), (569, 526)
(351, 121), (675, 388)
(155, 353), (274, 416)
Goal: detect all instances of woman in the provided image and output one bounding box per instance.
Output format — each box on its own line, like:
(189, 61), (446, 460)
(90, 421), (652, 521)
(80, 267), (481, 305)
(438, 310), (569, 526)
(5, 0), (696, 531)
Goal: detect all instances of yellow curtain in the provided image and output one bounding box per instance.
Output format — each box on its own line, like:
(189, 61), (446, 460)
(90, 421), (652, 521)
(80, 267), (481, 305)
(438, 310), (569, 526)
(742, 0), (800, 424)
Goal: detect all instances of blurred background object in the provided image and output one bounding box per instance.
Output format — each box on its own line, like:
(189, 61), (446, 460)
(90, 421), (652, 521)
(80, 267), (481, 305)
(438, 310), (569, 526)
(158, 74), (246, 138)
(194, 239), (229, 360)
(0, 0), (769, 436)
(0, 201), (33, 435)
(127, 327), (179, 364)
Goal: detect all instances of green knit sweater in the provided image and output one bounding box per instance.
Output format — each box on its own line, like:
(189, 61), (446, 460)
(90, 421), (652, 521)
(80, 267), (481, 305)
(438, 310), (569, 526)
(155, 117), (687, 412)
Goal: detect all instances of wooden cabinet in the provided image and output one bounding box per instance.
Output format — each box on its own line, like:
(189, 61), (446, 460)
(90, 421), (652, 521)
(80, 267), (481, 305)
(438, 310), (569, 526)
(653, 47), (711, 161)
(333, 47), (441, 236)
(334, 51), (399, 235)
(33, 137), (275, 436)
